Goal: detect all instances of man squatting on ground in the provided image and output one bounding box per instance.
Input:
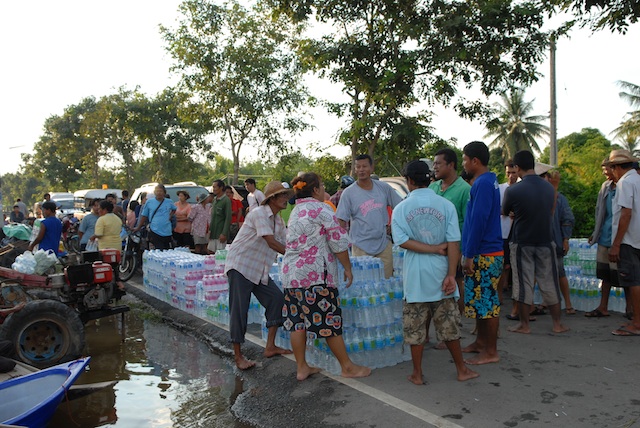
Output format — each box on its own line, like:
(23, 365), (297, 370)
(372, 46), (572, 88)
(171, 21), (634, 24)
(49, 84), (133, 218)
(225, 181), (293, 369)
(392, 160), (479, 383)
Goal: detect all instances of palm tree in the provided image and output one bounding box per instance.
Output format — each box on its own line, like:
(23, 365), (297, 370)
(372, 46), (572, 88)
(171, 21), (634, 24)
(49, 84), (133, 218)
(485, 88), (550, 160)
(612, 81), (640, 149)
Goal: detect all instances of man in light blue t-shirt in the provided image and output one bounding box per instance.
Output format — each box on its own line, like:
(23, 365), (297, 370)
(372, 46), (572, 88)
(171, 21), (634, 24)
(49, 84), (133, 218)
(392, 160), (478, 384)
(135, 184), (177, 250)
(336, 154), (402, 278)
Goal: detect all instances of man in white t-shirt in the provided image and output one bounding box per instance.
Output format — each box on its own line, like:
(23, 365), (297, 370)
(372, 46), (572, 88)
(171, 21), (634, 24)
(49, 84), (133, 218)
(244, 178), (265, 213)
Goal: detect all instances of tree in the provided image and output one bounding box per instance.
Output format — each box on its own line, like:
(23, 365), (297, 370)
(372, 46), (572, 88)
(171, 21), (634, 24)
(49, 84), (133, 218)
(546, 0), (640, 33)
(127, 88), (205, 183)
(612, 80), (640, 152)
(26, 97), (103, 192)
(485, 88), (550, 161)
(162, 0), (311, 184)
(272, 0), (550, 172)
(540, 127), (615, 237)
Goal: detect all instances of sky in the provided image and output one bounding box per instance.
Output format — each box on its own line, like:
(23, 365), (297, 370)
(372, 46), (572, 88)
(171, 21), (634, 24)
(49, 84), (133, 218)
(1, 1), (639, 178)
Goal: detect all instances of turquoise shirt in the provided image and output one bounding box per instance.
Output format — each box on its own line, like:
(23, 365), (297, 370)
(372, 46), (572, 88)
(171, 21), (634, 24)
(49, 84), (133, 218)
(391, 187), (460, 303)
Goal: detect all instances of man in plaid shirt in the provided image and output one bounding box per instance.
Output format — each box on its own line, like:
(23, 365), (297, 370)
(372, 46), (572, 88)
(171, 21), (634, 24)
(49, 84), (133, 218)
(225, 181), (294, 369)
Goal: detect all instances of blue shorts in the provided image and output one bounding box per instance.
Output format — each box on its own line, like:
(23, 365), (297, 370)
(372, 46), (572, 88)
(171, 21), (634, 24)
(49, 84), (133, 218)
(464, 255), (503, 319)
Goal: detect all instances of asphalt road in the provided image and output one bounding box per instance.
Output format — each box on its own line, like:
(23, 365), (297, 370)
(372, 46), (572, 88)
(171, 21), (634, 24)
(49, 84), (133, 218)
(126, 279), (640, 428)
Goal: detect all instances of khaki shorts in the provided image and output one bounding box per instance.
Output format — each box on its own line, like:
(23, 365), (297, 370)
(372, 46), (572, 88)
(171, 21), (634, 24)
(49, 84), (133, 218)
(207, 239), (226, 253)
(193, 234), (208, 245)
(403, 298), (461, 345)
(352, 240), (394, 279)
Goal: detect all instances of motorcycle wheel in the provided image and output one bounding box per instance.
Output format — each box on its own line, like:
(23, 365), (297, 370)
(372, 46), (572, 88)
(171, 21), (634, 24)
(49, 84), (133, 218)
(118, 253), (138, 281)
(66, 236), (81, 253)
(0, 300), (85, 368)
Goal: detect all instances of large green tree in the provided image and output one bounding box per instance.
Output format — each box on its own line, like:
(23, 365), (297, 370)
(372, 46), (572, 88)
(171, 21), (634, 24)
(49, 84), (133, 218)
(272, 0), (550, 172)
(162, 0), (311, 184)
(25, 97), (103, 191)
(485, 88), (550, 161)
(540, 128), (616, 237)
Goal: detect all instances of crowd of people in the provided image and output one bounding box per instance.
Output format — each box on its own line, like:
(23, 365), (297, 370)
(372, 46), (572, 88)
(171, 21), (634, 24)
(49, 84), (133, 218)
(7, 143), (637, 383)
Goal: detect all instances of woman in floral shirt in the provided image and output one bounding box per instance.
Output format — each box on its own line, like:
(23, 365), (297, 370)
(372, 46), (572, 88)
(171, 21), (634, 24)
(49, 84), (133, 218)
(282, 172), (371, 381)
(189, 192), (212, 255)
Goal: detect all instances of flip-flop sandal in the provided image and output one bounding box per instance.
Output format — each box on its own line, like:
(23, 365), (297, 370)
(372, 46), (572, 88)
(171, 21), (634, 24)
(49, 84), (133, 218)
(612, 327), (640, 336)
(565, 308), (577, 315)
(505, 314), (536, 321)
(585, 309), (610, 318)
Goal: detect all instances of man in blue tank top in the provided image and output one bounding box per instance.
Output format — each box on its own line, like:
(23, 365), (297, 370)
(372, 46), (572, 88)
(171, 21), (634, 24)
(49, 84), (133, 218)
(28, 201), (63, 255)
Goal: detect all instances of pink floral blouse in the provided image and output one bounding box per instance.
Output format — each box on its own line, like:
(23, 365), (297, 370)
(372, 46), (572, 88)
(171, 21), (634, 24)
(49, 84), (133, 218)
(282, 198), (350, 289)
(188, 202), (211, 237)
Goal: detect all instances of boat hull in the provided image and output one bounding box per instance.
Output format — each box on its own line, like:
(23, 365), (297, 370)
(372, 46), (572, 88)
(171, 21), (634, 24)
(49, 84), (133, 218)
(0, 357), (90, 428)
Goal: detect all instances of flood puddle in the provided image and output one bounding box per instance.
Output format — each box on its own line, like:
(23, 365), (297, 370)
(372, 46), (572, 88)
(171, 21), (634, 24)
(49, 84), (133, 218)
(49, 299), (250, 427)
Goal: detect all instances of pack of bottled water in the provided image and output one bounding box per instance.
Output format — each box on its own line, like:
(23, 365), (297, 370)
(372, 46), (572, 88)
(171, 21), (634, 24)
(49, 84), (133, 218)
(142, 248), (265, 324)
(563, 238), (628, 313)
(263, 254), (410, 373)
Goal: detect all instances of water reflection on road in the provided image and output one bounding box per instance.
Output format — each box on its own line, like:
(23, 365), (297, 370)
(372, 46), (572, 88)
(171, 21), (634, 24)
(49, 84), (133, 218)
(50, 300), (250, 427)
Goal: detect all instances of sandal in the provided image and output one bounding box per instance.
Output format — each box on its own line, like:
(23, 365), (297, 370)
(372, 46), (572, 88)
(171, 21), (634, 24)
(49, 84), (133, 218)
(565, 307), (577, 315)
(530, 307), (546, 316)
(585, 309), (609, 318)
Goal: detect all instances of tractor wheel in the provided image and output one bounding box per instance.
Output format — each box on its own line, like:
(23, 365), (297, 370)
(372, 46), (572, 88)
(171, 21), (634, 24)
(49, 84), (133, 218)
(0, 300), (85, 368)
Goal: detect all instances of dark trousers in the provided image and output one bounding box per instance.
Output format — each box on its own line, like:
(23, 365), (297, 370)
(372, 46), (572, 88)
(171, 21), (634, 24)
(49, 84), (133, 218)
(228, 269), (285, 344)
(148, 230), (173, 250)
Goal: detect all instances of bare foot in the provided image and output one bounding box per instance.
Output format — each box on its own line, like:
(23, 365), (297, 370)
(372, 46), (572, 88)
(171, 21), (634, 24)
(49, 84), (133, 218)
(465, 353), (500, 365)
(552, 324), (570, 333)
(462, 342), (482, 353)
(342, 363), (371, 378)
(297, 365), (322, 381)
(235, 356), (256, 370)
(433, 341), (447, 350)
(457, 367), (480, 381)
(407, 373), (426, 385)
(264, 346), (293, 358)
(508, 324), (531, 334)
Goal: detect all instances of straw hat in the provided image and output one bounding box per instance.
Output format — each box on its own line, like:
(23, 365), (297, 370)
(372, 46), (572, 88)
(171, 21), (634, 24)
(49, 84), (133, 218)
(608, 149), (638, 166)
(534, 162), (553, 176)
(261, 181), (294, 205)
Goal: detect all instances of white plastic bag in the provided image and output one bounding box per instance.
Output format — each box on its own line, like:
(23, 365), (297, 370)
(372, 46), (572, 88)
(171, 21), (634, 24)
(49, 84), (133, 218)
(86, 239), (98, 252)
(12, 251), (37, 274)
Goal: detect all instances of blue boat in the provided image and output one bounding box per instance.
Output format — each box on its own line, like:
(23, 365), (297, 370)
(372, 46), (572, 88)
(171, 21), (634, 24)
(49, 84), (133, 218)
(0, 357), (90, 428)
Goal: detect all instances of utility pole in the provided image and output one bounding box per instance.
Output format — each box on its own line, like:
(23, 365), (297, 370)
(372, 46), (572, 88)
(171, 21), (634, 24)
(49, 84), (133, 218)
(550, 36), (558, 166)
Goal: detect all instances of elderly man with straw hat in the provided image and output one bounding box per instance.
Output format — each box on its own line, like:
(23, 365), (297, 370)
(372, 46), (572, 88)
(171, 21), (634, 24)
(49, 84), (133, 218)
(225, 181), (294, 369)
(606, 149), (640, 336)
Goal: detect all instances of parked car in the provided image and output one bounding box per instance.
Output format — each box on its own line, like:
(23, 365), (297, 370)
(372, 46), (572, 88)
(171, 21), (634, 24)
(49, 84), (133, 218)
(379, 177), (409, 200)
(72, 189), (123, 219)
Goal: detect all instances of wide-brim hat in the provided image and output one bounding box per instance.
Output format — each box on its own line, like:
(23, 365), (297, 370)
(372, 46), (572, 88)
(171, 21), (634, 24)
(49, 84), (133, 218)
(608, 149), (638, 166)
(198, 192), (209, 203)
(261, 181), (294, 205)
(534, 162), (553, 176)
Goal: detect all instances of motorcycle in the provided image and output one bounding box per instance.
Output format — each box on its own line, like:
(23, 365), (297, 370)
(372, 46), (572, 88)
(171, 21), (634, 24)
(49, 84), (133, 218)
(118, 228), (144, 281)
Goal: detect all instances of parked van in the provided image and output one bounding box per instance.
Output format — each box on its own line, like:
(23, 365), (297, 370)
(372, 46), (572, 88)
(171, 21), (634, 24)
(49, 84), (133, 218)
(73, 189), (123, 219)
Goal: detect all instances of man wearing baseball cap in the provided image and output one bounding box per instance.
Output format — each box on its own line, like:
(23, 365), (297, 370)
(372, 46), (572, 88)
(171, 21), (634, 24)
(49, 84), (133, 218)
(225, 181), (294, 369)
(607, 149), (640, 336)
